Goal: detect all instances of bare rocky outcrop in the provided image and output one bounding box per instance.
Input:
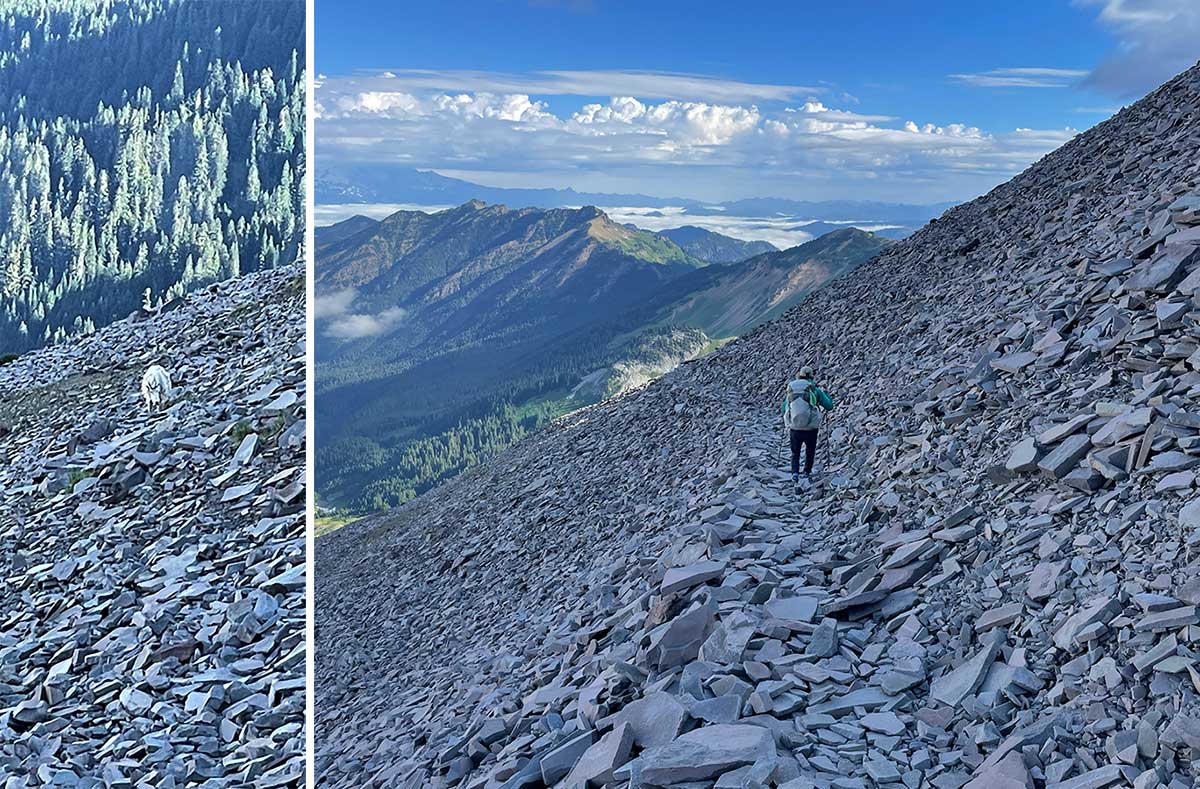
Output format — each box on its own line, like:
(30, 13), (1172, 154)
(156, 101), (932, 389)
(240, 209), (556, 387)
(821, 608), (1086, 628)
(0, 265), (307, 786)
(315, 63), (1200, 789)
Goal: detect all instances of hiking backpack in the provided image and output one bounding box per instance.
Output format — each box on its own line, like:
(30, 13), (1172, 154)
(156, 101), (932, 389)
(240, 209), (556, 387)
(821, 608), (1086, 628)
(785, 380), (823, 430)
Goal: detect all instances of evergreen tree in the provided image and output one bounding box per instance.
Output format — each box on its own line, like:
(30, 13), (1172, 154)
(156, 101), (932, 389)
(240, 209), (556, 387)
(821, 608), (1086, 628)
(0, 0), (305, 355)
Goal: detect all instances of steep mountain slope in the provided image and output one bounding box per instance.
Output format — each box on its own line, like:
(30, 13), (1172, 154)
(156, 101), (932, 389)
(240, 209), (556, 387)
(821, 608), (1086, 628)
(1, 265), (306, 785)
(315, 214), (380, 254)
(649, 228), (892, 339)
(657, 226), (778, 264)
(315, 63), (1200, 789)
(567, 229), (891, 403)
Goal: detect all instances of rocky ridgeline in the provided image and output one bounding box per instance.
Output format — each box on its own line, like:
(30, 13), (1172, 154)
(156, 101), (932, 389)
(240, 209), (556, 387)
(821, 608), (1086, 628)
(315, 64), (1200, 788)
(0, 265), (307, 786)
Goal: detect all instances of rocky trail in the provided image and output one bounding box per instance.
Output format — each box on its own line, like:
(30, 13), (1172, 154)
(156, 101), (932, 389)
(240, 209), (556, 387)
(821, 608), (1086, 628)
(0, 265), (308, 787)
(315, 63), (1200, 788)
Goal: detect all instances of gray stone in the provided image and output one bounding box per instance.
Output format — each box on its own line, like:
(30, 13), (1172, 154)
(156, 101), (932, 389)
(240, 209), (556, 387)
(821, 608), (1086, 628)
(1048, 764), (1123, 789)
(1179, 497), (1200, 529)
(807, 687), (890, 716)
(648, 600), (716, 668)
(1027, 560), (1066, 601)
(930, 641), (1000, 706)
(1005, 437), (1042, 473)
(965, 751), (1033, 789)
(1135, 605), (1199, 632)
(562, 728), (627, 786)
(764, 595), (819, 627)
(612, 692), (687, 749)
(690, 694), (743, 724)
(615, 724), (776, 784)
(1053, 596), (1120, 650)
(661, 560), (725, 594)
(860, 711), (905, 736)
(1037, 434), (1092, 479)
(806, 618), (840, 658)
(976, 602), (1023, 631)
(699, 611), (757, 664)
(539, 731), (596, 785)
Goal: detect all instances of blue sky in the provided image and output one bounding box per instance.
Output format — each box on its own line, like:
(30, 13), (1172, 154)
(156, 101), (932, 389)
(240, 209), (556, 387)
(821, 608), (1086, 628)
(315, 0), (1200, 203)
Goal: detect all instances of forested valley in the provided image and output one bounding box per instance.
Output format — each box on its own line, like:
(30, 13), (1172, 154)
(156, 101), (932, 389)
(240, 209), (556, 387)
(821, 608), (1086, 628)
(0, 0), (305, 355)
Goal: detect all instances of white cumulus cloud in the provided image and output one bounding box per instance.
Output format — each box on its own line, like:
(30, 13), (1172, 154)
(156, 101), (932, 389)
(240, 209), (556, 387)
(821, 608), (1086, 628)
(342, 91), (424, 115)
(315, 69), (1084, 203)
(433, 92), (554, 122)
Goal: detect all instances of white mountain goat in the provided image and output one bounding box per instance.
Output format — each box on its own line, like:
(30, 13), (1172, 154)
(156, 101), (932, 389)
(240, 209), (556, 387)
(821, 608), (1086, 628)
(140, 365), (173, 411)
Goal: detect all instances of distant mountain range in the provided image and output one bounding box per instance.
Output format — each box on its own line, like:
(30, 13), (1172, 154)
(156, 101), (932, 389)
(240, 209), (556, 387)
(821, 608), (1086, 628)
(654, 226), (777, 263)
(315, 165), (954, 236)
(314, 201), (890, 511)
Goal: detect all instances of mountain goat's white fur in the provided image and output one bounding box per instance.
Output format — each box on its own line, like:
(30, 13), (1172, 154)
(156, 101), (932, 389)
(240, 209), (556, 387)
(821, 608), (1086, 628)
(141, 365), (173, 410)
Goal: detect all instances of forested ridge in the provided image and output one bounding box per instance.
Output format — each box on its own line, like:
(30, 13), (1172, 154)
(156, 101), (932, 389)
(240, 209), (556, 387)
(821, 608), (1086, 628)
(317, 322), (625, 511)
(0, 0), (304, 354)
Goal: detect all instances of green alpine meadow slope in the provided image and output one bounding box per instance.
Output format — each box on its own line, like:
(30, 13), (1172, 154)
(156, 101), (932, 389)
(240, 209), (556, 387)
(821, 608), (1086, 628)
(646, 227), (893, 339)
(315, 202), (891, 512)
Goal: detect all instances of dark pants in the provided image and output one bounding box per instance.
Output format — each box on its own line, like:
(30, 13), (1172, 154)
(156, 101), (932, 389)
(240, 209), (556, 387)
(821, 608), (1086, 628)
(790, 429), (817, 475)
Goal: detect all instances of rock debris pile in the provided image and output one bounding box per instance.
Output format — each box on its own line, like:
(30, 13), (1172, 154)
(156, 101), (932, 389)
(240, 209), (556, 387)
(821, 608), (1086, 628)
(0, 265), (307, 787)
(315, 64), (1200, 788)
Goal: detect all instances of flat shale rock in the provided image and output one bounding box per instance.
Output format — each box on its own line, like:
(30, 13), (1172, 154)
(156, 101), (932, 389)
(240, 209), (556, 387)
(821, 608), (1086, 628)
(0, 265), (306, 787)
(314, 63), (1200, 789)
(616, 724), (776, 784)
(563, 722), (634, 786)
(613, 692), (688, 749)
(662, 560), (726, 594)
(931, 641), (1001, 706)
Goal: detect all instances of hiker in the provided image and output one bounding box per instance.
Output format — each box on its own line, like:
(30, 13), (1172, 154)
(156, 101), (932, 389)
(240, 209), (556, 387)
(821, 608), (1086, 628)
(781, 366), (834, 490)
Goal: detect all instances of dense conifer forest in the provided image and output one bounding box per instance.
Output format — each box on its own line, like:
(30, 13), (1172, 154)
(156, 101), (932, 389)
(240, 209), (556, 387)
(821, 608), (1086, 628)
(0, 0), (304, 354)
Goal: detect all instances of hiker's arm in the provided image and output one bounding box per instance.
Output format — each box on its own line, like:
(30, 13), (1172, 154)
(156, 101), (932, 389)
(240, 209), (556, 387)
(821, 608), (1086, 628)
(818, 388), (834, 410)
